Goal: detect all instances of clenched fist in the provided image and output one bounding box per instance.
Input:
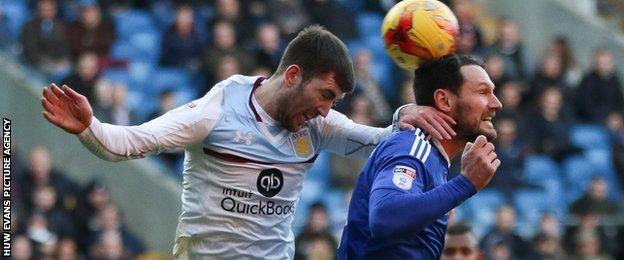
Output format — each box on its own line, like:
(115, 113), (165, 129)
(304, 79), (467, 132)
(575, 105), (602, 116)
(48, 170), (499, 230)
(460, 135), (501, 191)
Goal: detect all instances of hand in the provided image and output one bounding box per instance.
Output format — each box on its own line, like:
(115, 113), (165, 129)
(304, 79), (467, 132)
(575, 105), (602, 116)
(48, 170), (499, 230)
(42, 84), (93, 135)
(397, 104), (456, 140)
(460, 135), (501, 191)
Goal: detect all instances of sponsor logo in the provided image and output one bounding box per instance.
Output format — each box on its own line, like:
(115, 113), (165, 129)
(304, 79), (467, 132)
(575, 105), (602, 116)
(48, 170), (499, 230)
(392, 165), (417, 190)
(220, 187), (295, 216)
(289, 129), (313, 158)
(186, 102), (196, 108)
(257, 169), (283, 197)
(233, 130), (254, 145)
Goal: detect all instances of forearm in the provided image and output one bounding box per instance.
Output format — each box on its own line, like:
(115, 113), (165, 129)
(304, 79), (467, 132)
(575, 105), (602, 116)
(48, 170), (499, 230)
(77, 117), (159, 161)
(369, 175), (476, 239)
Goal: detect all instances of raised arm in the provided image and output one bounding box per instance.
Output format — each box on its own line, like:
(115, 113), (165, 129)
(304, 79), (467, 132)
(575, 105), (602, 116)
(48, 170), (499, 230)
(317, 105), (457, 159)
(42, 84), (222, 161)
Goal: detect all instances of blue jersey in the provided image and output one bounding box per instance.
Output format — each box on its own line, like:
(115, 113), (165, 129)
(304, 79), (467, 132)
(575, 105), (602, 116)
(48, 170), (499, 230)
(338, 128), (477, 259)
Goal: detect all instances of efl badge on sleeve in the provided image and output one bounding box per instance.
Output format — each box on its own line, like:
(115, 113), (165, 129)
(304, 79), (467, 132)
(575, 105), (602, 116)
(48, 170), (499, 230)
(392, 165), (417, 190)
(289, 128), (314, 158)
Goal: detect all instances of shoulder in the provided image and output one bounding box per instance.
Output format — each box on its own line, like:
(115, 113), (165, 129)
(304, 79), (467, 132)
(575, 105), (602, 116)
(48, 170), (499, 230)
(378, 128), (434, 163)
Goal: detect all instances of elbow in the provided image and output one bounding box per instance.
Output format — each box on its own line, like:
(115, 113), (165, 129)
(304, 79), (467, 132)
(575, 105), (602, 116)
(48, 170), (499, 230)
(369, 209), (393, 239)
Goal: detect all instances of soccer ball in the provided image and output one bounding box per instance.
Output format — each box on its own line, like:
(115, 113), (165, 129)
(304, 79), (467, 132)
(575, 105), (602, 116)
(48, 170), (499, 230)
(381, 0), (459, 70)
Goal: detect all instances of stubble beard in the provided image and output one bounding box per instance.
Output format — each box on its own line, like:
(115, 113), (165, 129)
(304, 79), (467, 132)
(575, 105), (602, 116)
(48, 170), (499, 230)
(454, 101), (497, 142)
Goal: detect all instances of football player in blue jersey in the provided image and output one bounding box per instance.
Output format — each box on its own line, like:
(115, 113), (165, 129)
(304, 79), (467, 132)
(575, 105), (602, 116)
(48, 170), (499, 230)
(339, 54), (503, 259)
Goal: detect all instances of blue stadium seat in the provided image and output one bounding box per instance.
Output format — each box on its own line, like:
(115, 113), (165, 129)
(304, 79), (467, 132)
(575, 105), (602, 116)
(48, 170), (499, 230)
(1, 0), (28, 39)
(356, 12), (383, 37)
(569, 124), (611, 151)
(114, 10), (158, 41)
(513, 189), (562, 237)
(562, 155), (597, 204)
(523, 155), (560, 182)
(463, 189), (505, 238)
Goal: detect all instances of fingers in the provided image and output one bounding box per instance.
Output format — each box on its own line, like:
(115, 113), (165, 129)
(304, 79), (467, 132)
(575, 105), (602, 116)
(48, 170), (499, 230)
(42, 86), (60, 103)
(486, 150), (497, 163)
(51, 84), (70, 101)
(415, 119), (444, 140)
(398, 122), (416, 131)
(62, 84), (85, 102)
(425, 115), (452, 140)
(433, 113), (456, 137)
(41, 97), (57, 115)
(473, 135), (487, 148)
(492, 159), (501, 170)
(42, 110), (59, 125)
(432, 108), (456, 126)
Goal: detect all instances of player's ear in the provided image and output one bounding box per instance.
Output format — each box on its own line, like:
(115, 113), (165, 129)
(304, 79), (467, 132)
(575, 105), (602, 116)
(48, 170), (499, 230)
(433, 89), (454, 113)
(284, 65), (302, 88)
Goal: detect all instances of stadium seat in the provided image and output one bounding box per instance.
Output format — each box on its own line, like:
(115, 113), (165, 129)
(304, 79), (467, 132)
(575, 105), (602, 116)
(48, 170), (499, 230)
(569, 124), (611, 151)
(523, 155), (560, 182)
(463, 189), (505, 238)
(2, 0), (28, 40)
(114, 10), (158, 41)
(513, 189), (562, 237)
(562, 155), (597, 203)
(356, 12), (383, 37)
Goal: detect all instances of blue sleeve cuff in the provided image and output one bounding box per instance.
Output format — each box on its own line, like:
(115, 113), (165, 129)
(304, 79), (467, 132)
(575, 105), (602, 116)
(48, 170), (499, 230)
(448, 175), (478, 202)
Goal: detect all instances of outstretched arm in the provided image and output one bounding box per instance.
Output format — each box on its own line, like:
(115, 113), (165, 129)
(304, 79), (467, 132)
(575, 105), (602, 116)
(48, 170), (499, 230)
(394, 104), (456, 140)
(42, 84), (222, 161)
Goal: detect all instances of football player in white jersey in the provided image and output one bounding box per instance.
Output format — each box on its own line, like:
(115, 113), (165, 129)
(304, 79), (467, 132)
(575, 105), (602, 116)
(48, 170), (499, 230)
(41, 25), (456, 259)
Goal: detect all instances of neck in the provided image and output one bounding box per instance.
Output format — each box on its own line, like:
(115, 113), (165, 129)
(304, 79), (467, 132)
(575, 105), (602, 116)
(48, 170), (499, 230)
(254, 75), (283, 119)
(437, 138), (466, 162)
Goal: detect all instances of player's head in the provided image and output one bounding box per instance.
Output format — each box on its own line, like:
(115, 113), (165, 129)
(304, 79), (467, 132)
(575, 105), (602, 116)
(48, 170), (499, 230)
(442, 224), (480, 260)
(272, 25), (355, 132)
(413, 54), (502, 141)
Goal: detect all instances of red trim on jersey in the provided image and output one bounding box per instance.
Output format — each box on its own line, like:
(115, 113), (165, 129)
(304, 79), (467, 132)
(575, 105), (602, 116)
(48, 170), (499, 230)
(203, 147), (318, 164)
(249, 77), (266, 122)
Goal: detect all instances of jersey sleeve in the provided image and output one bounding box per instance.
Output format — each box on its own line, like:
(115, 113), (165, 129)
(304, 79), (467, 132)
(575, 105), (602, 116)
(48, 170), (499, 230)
(76, 84), (225, 162)
(315, 109), (392, 159)
(368, 146), (476, 239)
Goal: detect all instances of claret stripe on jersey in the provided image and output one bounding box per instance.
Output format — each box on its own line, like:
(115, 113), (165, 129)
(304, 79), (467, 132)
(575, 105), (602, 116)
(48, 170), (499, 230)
(203, 147), (318, 165)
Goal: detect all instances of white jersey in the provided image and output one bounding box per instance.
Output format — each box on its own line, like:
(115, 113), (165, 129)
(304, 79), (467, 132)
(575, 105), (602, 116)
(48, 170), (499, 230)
(77, 75), (393, 259)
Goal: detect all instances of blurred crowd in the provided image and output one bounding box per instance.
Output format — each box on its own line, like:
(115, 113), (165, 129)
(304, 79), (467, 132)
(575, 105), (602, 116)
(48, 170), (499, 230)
(11, 146), (148, 259)
(2, 0), (623, 259)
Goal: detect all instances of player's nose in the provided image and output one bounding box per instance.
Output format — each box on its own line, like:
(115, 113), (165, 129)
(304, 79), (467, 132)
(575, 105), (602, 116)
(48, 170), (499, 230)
(317, 103), (331, 118)
(489, 94), (503, 111)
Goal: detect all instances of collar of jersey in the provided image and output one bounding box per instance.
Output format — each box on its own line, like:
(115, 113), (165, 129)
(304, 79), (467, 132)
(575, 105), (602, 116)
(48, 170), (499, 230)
(251, 93), (279, 125)
(431, 138), (451, 168)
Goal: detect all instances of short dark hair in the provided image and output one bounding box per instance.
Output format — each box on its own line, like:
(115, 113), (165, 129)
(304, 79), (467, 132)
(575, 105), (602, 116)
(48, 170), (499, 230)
(274, 25), (355, 93)
(413, 54), (483, 106)
(447, 223), (473, 236)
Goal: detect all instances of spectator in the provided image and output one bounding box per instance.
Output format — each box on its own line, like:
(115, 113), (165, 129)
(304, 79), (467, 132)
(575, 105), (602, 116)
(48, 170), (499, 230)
(148, 89), (177, 120)
(268, 0), (311, 38)
(453, 0), (485, 58)
(26, 212), (58, 250)
(58, 238), (79, 260)
(353, 49), (392, 125)
(159, 3), (203, 73)
(201, 20), (254, 89)
(212, 0), (255, 45)
(489, 116), (539, 201)
(89, 230), (127, 260)
(295, 202), (337, 260)
(13, 235), (33, 260)
(569, 177), (618, 216)
(548, 36), (582, 87)
(108, 84), (136, 125)
(570, 230), (611, 260)
(20, 0), (71, 78)
(399, 77), (416, 105)
(488, 18), (526, 79)
(92, 79), (115, 122)
(66, 0), (116, 62)
(480, 205), (532, 259)
(575, 48), (624, 123)
(17, 146), (79, 214)
(563, 211), (610, 255)
(254, 22), (284, 71)
(524, 86), (580, 160)
(606, 112), (624, 187)
(531, 213), (566, 260)
(30, 186), (75, 239)
(484, 54), (510, 88)
(303, 0), (358, 41)
(87, 204), (145, 258)
(73, 180), (111, 253)
(527, 53), (569, 107)
(441, 224), (481, 260)
(61, 51), (100, 102)
(496, 80), (526, 120)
